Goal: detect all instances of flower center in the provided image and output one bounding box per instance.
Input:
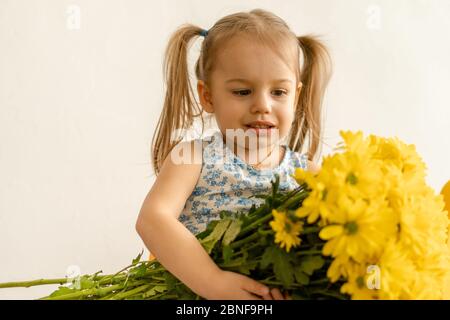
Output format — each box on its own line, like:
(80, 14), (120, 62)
(346, 172), (358, 185)
(321, 189), (328, 201)
(356, 276), (365, 289)
(344, 221), (358, 235)
(285, 222), (292, 233)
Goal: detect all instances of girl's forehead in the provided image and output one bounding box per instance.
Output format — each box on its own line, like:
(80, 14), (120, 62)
(218, 36), (275, 60)
(213, 42), (297, 81)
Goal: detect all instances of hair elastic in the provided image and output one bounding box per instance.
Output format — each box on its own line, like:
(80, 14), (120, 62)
(200, 29), (209, 37)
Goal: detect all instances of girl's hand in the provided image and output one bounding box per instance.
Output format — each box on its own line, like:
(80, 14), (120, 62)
(204, 270), (271, 300)
(263, 288), (291, 300)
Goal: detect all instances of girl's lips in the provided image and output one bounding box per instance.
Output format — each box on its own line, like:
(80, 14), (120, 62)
(244, 125), (276, 136)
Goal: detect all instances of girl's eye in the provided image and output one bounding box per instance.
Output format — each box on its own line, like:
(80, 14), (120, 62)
(232, 89), (251, 96)
(273, 89), (287, 96)
(231, 89), (287, 96)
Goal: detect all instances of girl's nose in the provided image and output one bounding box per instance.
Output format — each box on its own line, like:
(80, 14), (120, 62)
(250, 92), (272, 114)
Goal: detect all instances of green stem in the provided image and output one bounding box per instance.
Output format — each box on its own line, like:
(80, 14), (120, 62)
(239, 190), (308, 237)
(0, 262), (165, 290)
(147, 292), (174, 300)
(310, 289), (347, 300)
(276, 190), (308, 211)
(0, 272), (133, 289)
(0, 278), (69, 289)
(219, 259), (261, 269)
(296, 250), (323, 256)
(98, 262), (162, 285)
(258, 280), (306, 289)
(107, 284), (152, 300)
(309, 279), (330, 285)
(232, 243), (261, 257)
(39, 283), (124, 300)
(302, 227), (321, 234)
(97, 268), (163, 286)
(240, 213), (273, 235)
(240, 188), (305, 232)
(39, 279), (151, 300)
(229, 232), (260, 249)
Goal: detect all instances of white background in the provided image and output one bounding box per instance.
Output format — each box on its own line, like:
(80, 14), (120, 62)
(1, 0), (449, 299)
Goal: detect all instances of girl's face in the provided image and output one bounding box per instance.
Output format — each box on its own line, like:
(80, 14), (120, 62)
(198, 35), (302, 150)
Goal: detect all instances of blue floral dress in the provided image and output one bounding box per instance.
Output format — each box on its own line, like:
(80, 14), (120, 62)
(178, 131), (309, 234)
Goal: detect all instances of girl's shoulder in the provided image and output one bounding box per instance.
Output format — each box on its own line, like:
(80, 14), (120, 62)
(141, 139), (203, 221)
(290, 150), (320, 173)
(285, 148), (309, 171)
(286, 149), (320, 173)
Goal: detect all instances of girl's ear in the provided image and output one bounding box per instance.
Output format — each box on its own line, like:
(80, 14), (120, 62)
(197, 80), (214, 113)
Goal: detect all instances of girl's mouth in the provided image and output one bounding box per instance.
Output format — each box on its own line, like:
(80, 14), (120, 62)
(245, 125), (276, 136)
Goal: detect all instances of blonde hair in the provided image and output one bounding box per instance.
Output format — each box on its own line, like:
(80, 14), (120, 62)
(152, 8), (332, 175)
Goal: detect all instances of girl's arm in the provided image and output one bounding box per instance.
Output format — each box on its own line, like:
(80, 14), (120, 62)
(135, 140), (270, 299)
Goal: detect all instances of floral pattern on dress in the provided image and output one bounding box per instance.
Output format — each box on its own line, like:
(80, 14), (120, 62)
(179, 131), (308, 234)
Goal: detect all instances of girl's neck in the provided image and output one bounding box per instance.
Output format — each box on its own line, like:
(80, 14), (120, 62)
(223, 138), (285, 170)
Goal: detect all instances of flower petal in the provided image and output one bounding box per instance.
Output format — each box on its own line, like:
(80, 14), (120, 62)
(319, 225), (344, 240)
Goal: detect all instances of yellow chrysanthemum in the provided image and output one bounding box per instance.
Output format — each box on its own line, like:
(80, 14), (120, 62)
(269, 209), (303, 252)
(319, 197), (397, 262)
(294, 135), (388, 225)
(337, 130), (376, 157)
(294, 181), (332, 224)
(377, 137), (426, 176)
(375, 240), (417, 300)
(326, 254), (354, 283)
(324, 152), (387, 199)
(294, 167), (334, 224)
(339, 261), (380, 300)
(410, 243), (450, 299)
(292, 130), (450, 299)
(397, 189), (449, 257)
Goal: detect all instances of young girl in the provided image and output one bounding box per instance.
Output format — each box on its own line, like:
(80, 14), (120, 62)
(136, 8), (332, 300)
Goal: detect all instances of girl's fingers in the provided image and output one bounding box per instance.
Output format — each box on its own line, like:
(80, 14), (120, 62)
(270, 288), (284, 300)
(244, 292), (263, 300)
(241, 278), (270, 298)
(262, 292), (273, 300)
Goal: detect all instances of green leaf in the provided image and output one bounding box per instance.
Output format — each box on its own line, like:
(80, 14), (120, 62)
(265, 196), (273, 207)
(294, 269), (310, 285)
(260, 248), (272, 270)
(176, 284), (196, 300)
(49, 286), (77, 298)
(142, 285), (167, 298)
(129, 263), (148, 278)
(250, 194), (268, 199)
(132, 249), (144, 265)
(299, 256), (325, 276)
(237, 261), (258, 275)
(222, 245), (233, 264)
(163, 272), (178, 292)
(199, 219), (231, 254)
(222, 220), (242, 246)
(219, 210), (235, 219)
(261, 246), (295, 287)
(79, 276), (96, 290)
(196, 220), (219, 239)
(272, 174), (280, 198)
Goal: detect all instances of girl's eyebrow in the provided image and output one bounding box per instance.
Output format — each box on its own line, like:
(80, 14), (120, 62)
(225, 78), (293, 84)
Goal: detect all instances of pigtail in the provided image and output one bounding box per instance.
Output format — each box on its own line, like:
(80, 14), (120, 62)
(152, 24), (206, 175)
(290, 35), (333, 162)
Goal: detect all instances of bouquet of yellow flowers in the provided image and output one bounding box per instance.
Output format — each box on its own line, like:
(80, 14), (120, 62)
(1, 131), (448, 300)
(292, 131), (449, 299)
